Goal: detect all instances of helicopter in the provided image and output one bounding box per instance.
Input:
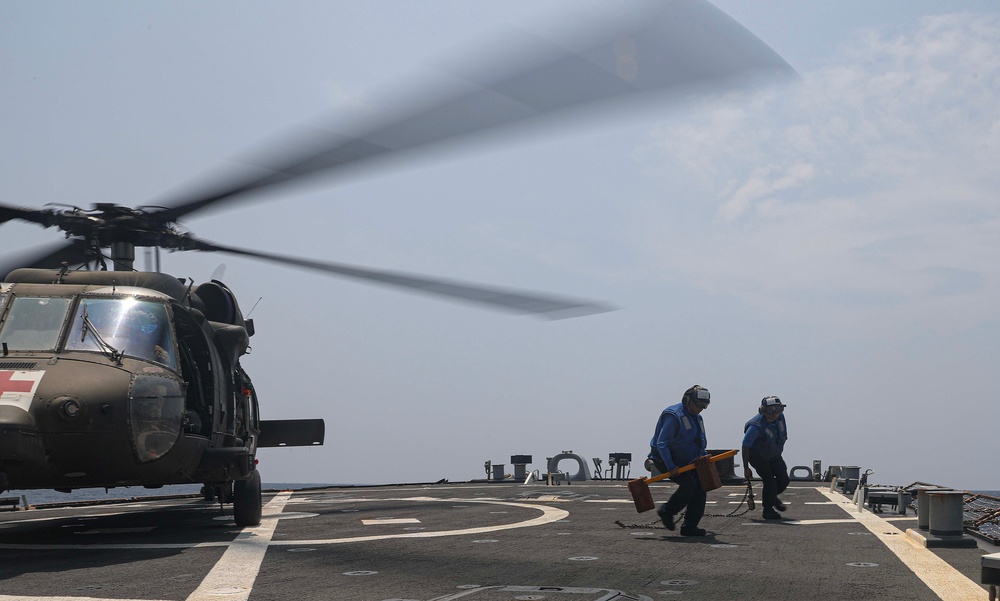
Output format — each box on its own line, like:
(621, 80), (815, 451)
(0, 1), (794, 526)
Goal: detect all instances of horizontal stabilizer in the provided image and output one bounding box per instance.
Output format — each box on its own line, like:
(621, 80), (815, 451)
(258, 419), (325, 447)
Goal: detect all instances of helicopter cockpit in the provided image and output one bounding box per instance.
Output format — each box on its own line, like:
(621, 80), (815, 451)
(0, 296), (72, 352)
(0, 294), (178, 369)
(66, 297), (178, 369)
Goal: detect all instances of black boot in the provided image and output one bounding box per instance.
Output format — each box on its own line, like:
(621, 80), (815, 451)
(680, 525), (707, 536)
(656, 505), (675, 530)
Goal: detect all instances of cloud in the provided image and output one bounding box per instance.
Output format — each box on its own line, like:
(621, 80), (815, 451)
(640, 11), (1000, 334)
(719, 162), (816, 221)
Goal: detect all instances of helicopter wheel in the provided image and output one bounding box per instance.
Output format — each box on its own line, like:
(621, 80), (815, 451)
(200, 484), (216, 502)
(233, 469), (262, 527)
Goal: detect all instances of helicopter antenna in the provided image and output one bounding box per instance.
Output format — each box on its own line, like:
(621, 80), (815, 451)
(245, 296), (262, 319)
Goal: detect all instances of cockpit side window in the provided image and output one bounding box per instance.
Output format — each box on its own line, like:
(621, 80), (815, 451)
(0, 296), (72, 351)
(65, 297), (178, 369)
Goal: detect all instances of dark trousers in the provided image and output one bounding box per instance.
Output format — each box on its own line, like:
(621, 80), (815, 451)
(661, 471), (706, 527)
(748, 454), (789, 510)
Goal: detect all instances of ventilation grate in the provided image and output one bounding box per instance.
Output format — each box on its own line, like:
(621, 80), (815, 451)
(0, 362), (39, 370)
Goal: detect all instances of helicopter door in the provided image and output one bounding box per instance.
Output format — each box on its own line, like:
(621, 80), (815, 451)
(171, 305), (224, 441)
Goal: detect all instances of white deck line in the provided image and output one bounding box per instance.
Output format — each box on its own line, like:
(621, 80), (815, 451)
(817, 487), (987, 600)
(185, 491), (292, 601)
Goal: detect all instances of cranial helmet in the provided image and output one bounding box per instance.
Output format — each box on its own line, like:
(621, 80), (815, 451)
(760, 395), (785, 408)
(683, 385), (710, 405)
(759, 395), (785, 414)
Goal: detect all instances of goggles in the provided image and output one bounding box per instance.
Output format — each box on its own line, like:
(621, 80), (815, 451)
(763, 405), (784, 414)
(691, 387), (711, 408)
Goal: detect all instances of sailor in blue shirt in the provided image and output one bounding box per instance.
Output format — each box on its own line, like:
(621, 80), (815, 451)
(742, 396), (790, 520)
(646, 385), (711, 536)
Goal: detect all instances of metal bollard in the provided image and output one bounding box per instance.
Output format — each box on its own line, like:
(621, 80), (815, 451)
(927, 491), (965, 537)
(914, 486), (951, 531)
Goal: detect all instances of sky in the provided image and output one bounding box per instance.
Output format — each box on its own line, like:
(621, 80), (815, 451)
(1, 1), (998, 491)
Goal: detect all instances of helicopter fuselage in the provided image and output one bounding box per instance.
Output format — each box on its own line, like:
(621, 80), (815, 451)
(0, 269), (322, 502)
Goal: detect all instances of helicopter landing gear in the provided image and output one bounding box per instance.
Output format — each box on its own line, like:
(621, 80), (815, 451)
(233, 468), (262, 527)
(200, 484), (216, 502)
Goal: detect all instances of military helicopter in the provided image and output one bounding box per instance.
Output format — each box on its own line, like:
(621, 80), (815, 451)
(0, 1), (794, 526)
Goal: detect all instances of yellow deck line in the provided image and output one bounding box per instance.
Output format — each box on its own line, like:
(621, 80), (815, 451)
(818, 487), (986, 600)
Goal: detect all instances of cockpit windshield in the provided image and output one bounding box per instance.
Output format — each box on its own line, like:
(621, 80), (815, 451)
(64, 297), (177, 369)
(0, 296), (72, 351)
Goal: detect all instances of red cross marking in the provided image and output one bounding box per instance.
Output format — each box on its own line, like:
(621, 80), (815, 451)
(0, 371), (36, 396)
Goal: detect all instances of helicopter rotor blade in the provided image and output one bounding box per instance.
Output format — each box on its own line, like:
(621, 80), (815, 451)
(0, 203), (54, 226)
(0, 2), (795, 319)
(185, 237), (614, 319)
(0, 240), (92, 280)
(150, 0), (796, 222)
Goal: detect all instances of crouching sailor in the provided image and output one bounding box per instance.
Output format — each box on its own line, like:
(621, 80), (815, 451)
(742, 395), (790, 520)
(646, 385), (712, 536)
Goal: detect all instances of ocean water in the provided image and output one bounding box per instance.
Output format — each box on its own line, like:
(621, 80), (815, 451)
(2, 483), (334, 506)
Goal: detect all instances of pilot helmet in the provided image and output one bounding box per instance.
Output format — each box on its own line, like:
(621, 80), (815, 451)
(125, 306), (160, 339)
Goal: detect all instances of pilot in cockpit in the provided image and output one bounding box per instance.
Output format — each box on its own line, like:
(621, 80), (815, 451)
(119, 305), (171, 365)
(69, 299), (174, 367)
